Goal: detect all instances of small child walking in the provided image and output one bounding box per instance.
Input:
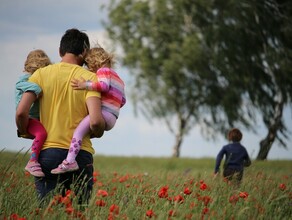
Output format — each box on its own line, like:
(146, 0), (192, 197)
(51, 46), (126, 174)
(214, 128), (251, 186)
(15, 49), (51, 177)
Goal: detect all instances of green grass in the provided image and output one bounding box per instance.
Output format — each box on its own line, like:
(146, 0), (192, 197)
(0, 151), (291, 220)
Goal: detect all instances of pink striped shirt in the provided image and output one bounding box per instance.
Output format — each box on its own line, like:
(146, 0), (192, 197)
(91, 67), (126, 118)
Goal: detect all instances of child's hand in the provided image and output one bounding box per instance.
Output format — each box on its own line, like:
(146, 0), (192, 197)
(213, 172), (218, 179)
(17, 130), (34, 139)
(71, 77), (86, 90)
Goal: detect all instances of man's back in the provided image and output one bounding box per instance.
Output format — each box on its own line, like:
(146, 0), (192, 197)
(29, 62), (100, 154)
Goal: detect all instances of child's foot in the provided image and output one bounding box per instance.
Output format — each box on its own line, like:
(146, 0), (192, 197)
(25, 161), (45, 177)
(51, 160), (79, 174)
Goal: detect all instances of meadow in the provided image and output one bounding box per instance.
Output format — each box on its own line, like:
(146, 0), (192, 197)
(0, 151), (291, 220)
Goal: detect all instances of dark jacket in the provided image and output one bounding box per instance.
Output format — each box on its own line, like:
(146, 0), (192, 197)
(215, 142), (251, 173)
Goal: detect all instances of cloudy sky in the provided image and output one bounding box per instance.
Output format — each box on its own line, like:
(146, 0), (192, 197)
(1, 0), (291, 160)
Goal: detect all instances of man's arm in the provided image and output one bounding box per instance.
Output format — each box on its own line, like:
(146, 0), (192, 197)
(86, 96), (105, 138)
(15, 92), (37, 135)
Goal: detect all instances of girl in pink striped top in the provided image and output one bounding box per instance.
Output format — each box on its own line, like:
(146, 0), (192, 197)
(51, 47), (126, 174)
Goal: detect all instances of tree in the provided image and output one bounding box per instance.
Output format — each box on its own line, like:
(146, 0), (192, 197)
(200, 0), (292, 159)
(104, 0), (292, 159)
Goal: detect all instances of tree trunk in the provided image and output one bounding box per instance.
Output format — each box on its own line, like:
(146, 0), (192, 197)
(172, 132), (183, 157)
(256, 99), (284, 160)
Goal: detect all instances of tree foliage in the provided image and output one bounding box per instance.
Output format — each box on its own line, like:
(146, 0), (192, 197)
(104, 0), (292, 158)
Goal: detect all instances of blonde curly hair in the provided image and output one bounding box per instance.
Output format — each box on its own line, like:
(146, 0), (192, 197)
(228, 128), (243, 142)
(24, 49), (51, 74)
(84, 47), (115, 73)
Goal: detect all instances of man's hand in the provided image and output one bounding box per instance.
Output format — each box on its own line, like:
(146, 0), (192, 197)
(71, 77), (87, 90)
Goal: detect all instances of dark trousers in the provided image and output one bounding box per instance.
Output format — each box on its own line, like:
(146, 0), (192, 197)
(223, 167), (243, 184)
(34, 148), (93, 206)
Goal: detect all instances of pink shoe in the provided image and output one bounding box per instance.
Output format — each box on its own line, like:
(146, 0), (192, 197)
(25, 161), (45, 177)
(51, 160), (79, 174)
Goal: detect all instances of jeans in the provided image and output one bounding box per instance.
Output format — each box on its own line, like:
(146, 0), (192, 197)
(35, 148), (93, 206)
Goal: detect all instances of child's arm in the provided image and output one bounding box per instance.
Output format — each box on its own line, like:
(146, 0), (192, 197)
(71, 68), (111, 92)
(214, 147), (225, 174)
(243, 154), (251, 167)
(16, 80), (42, 99)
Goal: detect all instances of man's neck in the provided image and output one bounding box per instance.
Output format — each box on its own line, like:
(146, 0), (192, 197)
(61, 53), (83, 66)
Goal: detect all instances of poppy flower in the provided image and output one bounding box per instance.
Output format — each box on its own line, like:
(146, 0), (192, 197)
(279, 183), (286, 191)
(202, 207), (209, 215)
(97, 189), (109, 197)
(229, 195), (239, 205)
(93, 171), (100, 177)
(108, 212), (114, 220)
(109, 204), (120, 215)
(9, 214), (21, 220)
(168, 209), (176, 217)
(183, 187), (192, 195)
(200, 183), (207, 191)
(173, 194), (184, 203)
(202, 196), (212, 206)
(158, 186), (169, 198)
(61, 196), (72, 206)
(146, 209), (155, 218)
(65, 206), (74, 215)
(96, 199), (106, 206)
(119, 174), (129, 183)
(239, 192), (249, 199)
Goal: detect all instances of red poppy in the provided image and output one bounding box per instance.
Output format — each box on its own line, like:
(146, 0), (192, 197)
(9, 214), (20, 220)
(200, 183), (207, 191)
(183, 187), (192, 195)
(9, 214), (27, 220)
(202, 207), (209, 215)
(52, 195), (62, 205)
(202, 196), (212, 206)
(96, 199), (106, 206)
(108, 212), (114, 220)
(61, 196), (72, 206)
(168, 209), (176, 217)
(229, 194), (239, 205)
(93, 171), (100, 176)
(65, 189), (73, 197)
(119, 174), (129, 183)
(158, 186), (169, 198)
(279, 183), (286, 191)
(65, 206), (74, 215)
(109, 204), (120, 215)
(239, 192), (249, 199)
(97, 189), (109, 197)
(173, 194), (184, 203)
(146, 209), (155, 218)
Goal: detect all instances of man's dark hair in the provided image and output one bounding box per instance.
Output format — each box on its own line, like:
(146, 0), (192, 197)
(59, 28), (90, 56)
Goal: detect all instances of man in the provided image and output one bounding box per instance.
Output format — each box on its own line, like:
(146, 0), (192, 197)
(16, 28), (105, 205)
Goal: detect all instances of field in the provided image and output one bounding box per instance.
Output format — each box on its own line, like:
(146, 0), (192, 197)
(0, 151), (291, 220)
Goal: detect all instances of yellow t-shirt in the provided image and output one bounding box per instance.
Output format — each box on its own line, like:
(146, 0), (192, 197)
(29, 62), (100, 154)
